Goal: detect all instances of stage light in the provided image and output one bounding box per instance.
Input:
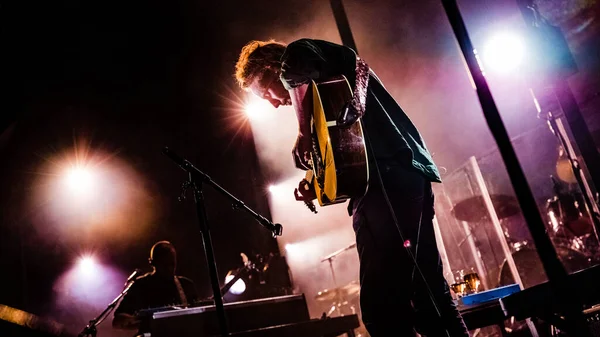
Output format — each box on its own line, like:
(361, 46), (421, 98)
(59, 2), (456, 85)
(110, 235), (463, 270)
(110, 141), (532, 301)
(269, 183), (293, 201)
(54, 255), (128, 314)
(482, 32), (526, 73)
(245, 99), (273, 121)
(285, 243), (300, 255)
(224, 274), (246, 295)
(268, 184), (283, 195)
(76, 255), (99, 279)
(63, 165), (96, 196)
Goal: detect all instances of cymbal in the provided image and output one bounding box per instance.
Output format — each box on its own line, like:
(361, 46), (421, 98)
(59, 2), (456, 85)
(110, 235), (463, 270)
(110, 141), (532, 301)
(451, 194), (520, 222)
(315, 281), (360, 302)
(315, 288), (344, 302)
(340, 280), (360, 297)
(556, 158), (577, 184)
(556, 145), (578, 184)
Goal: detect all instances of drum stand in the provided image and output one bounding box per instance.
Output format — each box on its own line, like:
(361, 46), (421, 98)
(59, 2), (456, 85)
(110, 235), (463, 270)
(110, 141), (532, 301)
(325, 256), (342, 317)
(320, 242), (357, 317)
(162, 147), (283, 337)
(545, 111), (600, 244)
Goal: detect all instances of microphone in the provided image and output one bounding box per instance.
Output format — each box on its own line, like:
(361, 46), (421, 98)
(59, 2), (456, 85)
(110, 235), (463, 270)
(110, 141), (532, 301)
(162, 147), (192, 172)
(125, 269), (141, 285)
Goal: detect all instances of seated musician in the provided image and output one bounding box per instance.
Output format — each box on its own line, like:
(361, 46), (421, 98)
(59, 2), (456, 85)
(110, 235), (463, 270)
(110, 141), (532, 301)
(112, 240), (199, 332)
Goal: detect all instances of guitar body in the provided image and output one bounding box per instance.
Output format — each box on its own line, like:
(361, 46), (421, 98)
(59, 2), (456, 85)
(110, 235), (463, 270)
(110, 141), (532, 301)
(303, 76), (369, 207)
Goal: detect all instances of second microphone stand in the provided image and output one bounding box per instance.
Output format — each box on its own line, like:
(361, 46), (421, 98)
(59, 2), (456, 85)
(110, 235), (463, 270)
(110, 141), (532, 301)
(163, 147), (283, 337)
(78, 275), (138, 337)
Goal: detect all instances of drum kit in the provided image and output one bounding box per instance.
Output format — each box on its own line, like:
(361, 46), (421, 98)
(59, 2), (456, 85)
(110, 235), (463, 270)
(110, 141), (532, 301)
(450, 170), (600, 290)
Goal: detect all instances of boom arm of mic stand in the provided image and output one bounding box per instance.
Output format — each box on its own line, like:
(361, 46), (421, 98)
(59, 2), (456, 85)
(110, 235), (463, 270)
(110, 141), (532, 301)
(78, 279), (137, 337)
(162, 147), (283, 237)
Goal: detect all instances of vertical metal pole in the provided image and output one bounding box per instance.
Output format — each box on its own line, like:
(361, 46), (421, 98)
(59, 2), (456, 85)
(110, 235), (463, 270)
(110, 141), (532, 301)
(329, 0), (358, 52)
(191, 173), (229, 336)
(328, 258), (338, 288)
(327, 258), (342, 316)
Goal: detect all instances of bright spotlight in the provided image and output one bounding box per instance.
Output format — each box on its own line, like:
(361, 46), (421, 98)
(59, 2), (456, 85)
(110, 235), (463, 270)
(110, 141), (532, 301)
(268, 184), (288, 199)
(76, 255), (99, 278)
(285, 243), (300, 254)
(245, 99), (273, 121)
(55, 255), (125, 308)
(224, 274), (246, 295)
(482, 32), (526, 73)
(64, 166), (95, 194)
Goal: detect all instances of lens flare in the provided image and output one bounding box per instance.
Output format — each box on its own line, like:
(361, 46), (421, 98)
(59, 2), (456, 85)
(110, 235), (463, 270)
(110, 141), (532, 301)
(64, 166), (95, 195)
(53, 255), (128, 332)
(245, 99), (274, 121)
(76, 255), (99, 278)
(268, 184), (287, 198)
(31, 136), (158, 243)
(482, 32), (526, 73)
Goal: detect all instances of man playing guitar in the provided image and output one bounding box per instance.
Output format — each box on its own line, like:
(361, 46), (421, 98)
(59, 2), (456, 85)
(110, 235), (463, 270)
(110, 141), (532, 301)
(235, 38), (468, 337)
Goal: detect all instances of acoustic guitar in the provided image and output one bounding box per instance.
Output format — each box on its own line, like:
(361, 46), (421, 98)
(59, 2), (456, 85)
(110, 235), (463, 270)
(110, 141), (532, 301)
(294, 75), (369, 213)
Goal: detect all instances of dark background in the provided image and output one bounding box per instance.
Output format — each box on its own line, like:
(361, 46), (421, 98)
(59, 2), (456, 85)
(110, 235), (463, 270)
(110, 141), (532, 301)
(1, 0), (598, 335)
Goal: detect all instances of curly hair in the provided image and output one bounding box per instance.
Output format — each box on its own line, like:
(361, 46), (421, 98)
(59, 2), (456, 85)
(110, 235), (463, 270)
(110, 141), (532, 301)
(235, 40), (287, 90)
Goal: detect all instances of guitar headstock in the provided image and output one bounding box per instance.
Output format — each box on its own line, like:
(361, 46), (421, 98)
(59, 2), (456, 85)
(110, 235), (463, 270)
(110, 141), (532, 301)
(293, 178), (318, 214)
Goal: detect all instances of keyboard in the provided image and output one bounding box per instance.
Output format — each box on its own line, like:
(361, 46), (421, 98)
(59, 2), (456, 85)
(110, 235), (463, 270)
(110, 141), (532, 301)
(147, 294), (359, 337)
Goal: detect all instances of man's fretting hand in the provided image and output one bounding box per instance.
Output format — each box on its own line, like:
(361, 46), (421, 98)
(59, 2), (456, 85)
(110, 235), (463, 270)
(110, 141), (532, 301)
(292, 134), (312, 170)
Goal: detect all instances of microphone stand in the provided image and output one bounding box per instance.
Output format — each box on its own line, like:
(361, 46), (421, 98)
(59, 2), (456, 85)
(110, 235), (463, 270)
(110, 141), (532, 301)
(546, 111), (600, 240)
(320, 243), (355, 316)
(162, 147), (283, 337)
(77, 277), (137, 337)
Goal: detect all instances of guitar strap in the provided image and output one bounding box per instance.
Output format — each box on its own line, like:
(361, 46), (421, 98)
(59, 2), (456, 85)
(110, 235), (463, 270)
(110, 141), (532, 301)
(351, 56), (370, 118)
(338, 57), (370, 127)
(173, 276), (189, 307)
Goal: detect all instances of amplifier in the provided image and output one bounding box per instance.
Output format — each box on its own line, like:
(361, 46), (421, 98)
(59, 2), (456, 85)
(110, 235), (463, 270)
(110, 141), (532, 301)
(151, 294), (310, 337)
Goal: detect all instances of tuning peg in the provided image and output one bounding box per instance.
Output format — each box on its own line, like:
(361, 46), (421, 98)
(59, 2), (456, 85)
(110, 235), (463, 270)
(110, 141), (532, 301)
(305, 201), (318, 214)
